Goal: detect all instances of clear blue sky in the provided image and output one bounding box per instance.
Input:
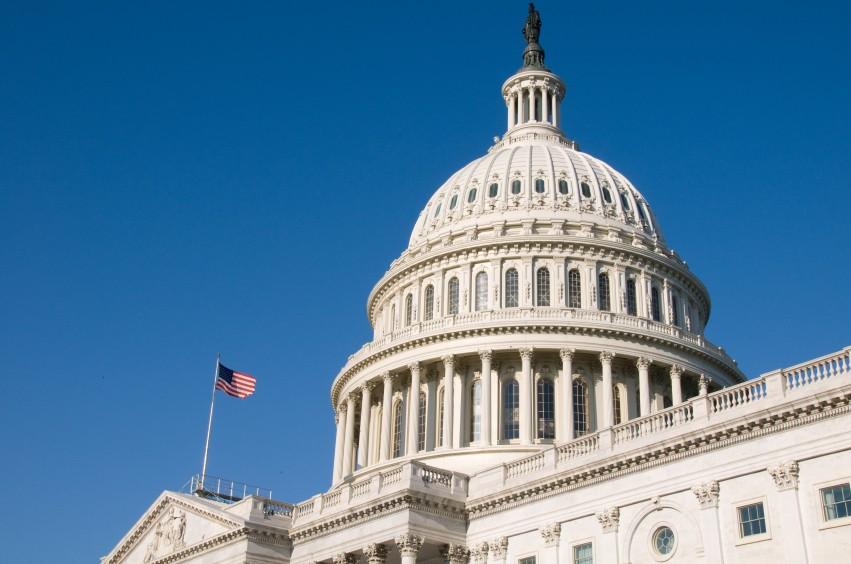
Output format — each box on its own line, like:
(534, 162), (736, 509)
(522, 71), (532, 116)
(1, 1), (848, 561)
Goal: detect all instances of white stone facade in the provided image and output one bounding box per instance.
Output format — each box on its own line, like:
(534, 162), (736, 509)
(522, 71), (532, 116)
(103, 8), (851, 564)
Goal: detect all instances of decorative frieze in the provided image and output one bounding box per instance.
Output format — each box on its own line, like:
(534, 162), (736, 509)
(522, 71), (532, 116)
(142, 507), (187, 563)
(595, 506), (620, 533)
(395, 533), (424, 558)
(691, 480), (720, 508)
(540, 522), (561, 546)
(441, 544), (470, 564)
(364, 543), (388, 564)
(489, 537), (508, 561)
(768, 461), (799, 491)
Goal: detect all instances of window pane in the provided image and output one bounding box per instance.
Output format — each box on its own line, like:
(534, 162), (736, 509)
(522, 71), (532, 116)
(822, 484), (851, 521)
(424, 285), (434, 321)
(448, 278), (459, 314)
(489, 183), (499, 198)
(573, 543), (593, 564)
(573, 380), (587, 436)
(598, 273), (610, 311)
(626, 279), (637, 316)
(737, 502), (767, 537)
(568, 269), (582, 308)
(558, 179), (569, 195)
(580, 182), (592, 198)
(418, 392), (426, 452)
(503, 379), (519, 439)
(651, 287), (661, 321)
(536, 378), (555, 439)
(449, 194), (458, 209)
(467, 188), (477, 203)
(535, 178), (545, 193)
(505, 269), (519, 308)
(475, 272), (489, 311)
(392, 401), (404, 457)
(511, 179), (521, 194)
(471, 380), (482, 442)
(536, 268), (551, 306)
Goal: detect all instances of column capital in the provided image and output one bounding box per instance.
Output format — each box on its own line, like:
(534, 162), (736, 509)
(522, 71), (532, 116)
(670, 364), (684, 377)
(559, 348), (575, 361)
(768, 460), (799, 491)
(488, 537), (508, 560)
(691, 480), (720, 509)
(595, 506), (620, 533)
(347, 391), (360, 404)
(382, 371), (394, 384)
(636, 356), (652, 370)
(519, 347), (534, 361)
(338, 402), (348, 414)
(599, 351), (615, 364)
(478, 349), (493, 361)
(540, 522), (561, 546)
(408, 362), (421, 375)
(395, 533), (424, 558)
(442, 354), (455, 367)
(441, 544), (470, 564)
(470, 542), (489, 564)
(362, 381), (376, 393)
(333, 554), (356, 564)
(364, 543), (388, 564)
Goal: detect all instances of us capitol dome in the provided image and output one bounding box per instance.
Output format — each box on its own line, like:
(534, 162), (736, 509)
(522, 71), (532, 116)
(104, 6), (851, 564)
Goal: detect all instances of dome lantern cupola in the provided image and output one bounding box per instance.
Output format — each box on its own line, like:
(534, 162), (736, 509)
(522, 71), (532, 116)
(503, 3), (566, 137)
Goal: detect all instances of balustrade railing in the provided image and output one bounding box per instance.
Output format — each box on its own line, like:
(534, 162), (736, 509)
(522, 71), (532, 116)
(262, 501), (293, 519)
(322, 489), (342, 508)
(380, 466), (403, 486)
(613, 401), (694, 444)
(709, 377), (767, 414)
(556, 432), (600, 463)
(784, 348), (850, 391)
(419, 466), (453, 487)
(505, 451), (546, 479)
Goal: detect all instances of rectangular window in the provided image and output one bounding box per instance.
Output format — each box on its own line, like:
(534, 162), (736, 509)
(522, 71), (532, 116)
(518, 557), (536, 564)
(737, 502), (767, 537)
(626, 279), (637, 316)
(573, 542), (593, 564)
(822, 483), (851, 521)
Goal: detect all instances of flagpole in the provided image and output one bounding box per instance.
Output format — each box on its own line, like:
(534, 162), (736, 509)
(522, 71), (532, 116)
(200, 353), (220, 493)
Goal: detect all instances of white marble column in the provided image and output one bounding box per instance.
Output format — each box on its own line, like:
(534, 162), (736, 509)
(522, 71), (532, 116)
(527, 87), (535, 122)
(670, 364), (683, 405)
(479, 350), (492, 446)
(364, 543), (388, 564)
(540, 523), (561, 564)
(395, 533), (423, 564)
(768, 461), (810, 563)
(637, 357), (651, 416)
(692, 481), (724, 564)
(357, 382), (374, 468)
(442, 355), (455, 449)
(552, 92), (559, 127)
(425, 370), (438, 450)
(519, 347), (534, 444)
(407, 362), (421, 455)
(508, 92), (515, 130)
(341, 393), (357, 477)
(560, 348), (574, 440)
(332, 404), (346, 483)
(379, 372), (394, 461)
(600, 351), (615, 428)
(595, 507), (620, 564)
(442, 544), (470, 564)
(541, 86), (549, 124)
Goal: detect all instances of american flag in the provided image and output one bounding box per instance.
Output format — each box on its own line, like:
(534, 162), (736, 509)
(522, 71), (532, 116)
(215, 363), (256, 399)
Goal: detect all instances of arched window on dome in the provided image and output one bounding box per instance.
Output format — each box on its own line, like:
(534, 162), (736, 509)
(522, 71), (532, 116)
(436, 387), (445, 447)
(580, 181), (592, 199)
(470, 379), (482, 443)
(620, 192), (631, 211)
(392, 399), (404, 458)
(433, 202), (442, 218)
(637, 201), (648, 224)
(488, 182), (499, 198)
(404, 294), (413, 326)
(511, 179), (522, 195)
(503, 379), (520, 440)
(505, 268), (519, 308)
(626, 279), (638, 316)
(423, 285), (434, 321)
(475, 271), (488, 311)
(613, 385), (623, 425)
(558, 179), (569, 195)
(535, 178), (546, 194)
(602, 185), (613, 204)
(598, 272), (611, 312)
(651, 286), (662, 322)
(573, 379), (588, 436)
(671, 294), (680, 327)
(536, 377), (555, 439)
(568, 268), (582, 308)
(417, 391), (426, 452)
(467, 187), (478, 204)
(448, 277), (460, 315)
(536, 267), (551, 306)
(389, 304), (396, 331)
(449, 194), (458, 210)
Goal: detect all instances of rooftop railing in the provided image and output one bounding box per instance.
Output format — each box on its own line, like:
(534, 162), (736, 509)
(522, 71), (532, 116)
(185, 474), (274, 504)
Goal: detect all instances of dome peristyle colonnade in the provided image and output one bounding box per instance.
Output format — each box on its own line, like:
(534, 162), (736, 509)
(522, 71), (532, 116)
(331, 346), (719, 484)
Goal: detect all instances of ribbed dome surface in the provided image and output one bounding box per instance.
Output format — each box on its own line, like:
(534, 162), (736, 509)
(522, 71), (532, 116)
(408, 133), (662, 249)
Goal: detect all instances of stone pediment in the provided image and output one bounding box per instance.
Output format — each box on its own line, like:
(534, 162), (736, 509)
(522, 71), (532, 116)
(102, 492), (245, 564)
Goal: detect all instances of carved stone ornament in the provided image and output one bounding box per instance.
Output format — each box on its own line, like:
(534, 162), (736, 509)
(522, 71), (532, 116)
(691, 480), (720, 508)
(409, 362), (421, 375)
(599, 351), (615, 364)
(519, 347), (534, 361)
(363, 381), (376, 393)
(489, 537), (508, 560)
(768, 461), (800, 491)
(143, 507), (187, 563)
(441, 544), (470, 564)
(595, 506), (620, 533)
(670, 364), (684, 378)
(470, 542), (489, 564)
(364, 543), (388, 564)
(559, 347), (574, 361)
(333, 553), (356, 564)
(395, 534), (424, 557)
(540, 522), (561, 546)
(698, 374), (711, 395)
(478, 349), (493, 361)
(636, 357), (652, 370)
(442, 355), (455, 368)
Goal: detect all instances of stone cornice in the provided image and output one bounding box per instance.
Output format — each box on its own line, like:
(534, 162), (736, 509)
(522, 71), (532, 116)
(331, 321), (741, 407)
(465, 388), (851, 519)
(367, 235), (710, 323)
(290, 491), (466, 544)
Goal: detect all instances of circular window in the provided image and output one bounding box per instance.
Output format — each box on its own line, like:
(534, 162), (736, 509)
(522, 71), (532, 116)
(511, 179), (522, 195)
(653, 526), (675, 556)
(467, 188), (477, 203)
(488, 183), (499, 198)
(449, 194), (458, 209)
(558, 179), (569, 195)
